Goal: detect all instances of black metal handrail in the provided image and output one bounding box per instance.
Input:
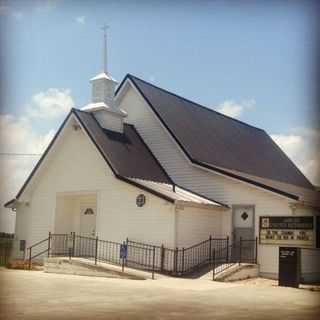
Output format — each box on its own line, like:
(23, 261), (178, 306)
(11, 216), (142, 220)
(126, 236), (231, 276)
(27, 236), (50, 269)
(28, 237), (49, 250)
(26, 233), (258, 278)
(212, 237), (258, 280)
(30, 249), (49, 260)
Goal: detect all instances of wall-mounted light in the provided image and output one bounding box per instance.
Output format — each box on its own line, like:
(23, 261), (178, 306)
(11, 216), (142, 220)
(73, 124), (81, 131)
(136, 194), (146, 207)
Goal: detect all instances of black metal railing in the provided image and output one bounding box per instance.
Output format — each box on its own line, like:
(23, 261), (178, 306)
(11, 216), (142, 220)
(126, 239), (158, 271)
(126, 236), (240, 276)
(96, 238), (122, 265)
(28, 236), (50, 269)
(26, 233), (258, 278)
(50, 233), (70, 257)
(212, 237), (258, 279)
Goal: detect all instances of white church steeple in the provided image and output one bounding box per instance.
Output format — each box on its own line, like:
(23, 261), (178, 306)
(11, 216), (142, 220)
(82, 24), (126, 132)
(90, 71), (118, 107)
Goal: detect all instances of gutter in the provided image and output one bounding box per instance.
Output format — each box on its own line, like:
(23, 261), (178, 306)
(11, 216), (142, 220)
(193, 159), (300, 201)
(116, 175), (175, 203)
(175, 200), (227, 211)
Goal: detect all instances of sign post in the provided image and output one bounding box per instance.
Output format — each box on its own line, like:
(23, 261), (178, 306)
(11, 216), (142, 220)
(67, 234), (74, 260)
(120, 242), (127, 272)
(278, 247), (300, 288)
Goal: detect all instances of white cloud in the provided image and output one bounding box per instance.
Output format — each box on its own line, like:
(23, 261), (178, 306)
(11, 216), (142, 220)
(271, 128), (320, 186)
(27, 88), (74, 119)
(0, 115), (56, 232)
(0, 115), (55, 154)
(0, 3), (23, 19)
(270, 134), (303, 158)
(215, 99), (256, 118)
(76, 16), (86, 24)
(0, 87), (74, 232)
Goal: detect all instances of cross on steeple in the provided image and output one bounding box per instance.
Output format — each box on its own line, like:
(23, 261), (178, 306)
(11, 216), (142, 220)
(83, 24), (124, 132)
(101, 24), (109, 73)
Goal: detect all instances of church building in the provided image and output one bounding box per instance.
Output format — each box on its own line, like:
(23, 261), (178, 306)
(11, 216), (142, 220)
(5, 35), (320, 281)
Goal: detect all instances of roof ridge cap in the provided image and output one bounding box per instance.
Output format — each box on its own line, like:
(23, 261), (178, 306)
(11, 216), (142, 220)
(127, 74), (265, 133)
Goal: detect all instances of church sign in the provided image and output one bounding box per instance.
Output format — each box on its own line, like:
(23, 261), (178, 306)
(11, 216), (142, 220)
(259, 216), (314, 246)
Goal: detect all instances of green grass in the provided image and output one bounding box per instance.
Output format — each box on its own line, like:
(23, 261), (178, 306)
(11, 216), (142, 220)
(0, 238), (13, 266)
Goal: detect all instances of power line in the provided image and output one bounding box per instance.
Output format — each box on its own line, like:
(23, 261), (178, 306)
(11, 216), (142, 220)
(0, 153), (42, 156)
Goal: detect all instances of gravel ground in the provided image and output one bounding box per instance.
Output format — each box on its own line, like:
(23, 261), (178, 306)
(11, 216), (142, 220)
(0, 268), (319, 320)
(230, 277), (320, 291)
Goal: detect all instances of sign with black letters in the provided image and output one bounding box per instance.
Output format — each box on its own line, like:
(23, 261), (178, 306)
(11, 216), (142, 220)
(260, 216), (314, 246)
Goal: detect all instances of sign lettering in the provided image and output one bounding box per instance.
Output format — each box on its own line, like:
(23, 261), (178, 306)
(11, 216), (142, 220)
(260, 216), (314, 246)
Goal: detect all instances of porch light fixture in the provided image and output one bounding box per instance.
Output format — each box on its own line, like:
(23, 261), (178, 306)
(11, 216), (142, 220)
(73, 124), (81, 131)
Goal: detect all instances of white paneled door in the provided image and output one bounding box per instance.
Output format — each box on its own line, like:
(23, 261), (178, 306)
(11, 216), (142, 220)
(80, 204), (97, 238)
(233, 206), (255, 241)
(232, 206), (255, 262)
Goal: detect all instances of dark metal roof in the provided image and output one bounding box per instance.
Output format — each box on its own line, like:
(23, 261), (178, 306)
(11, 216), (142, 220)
(5, 108), (229, 208)
(73, 109), (172, 184)
(124, 75), (314, 190)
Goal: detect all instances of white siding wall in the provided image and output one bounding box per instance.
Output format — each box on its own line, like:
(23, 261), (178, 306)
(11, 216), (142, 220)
(301, 248), (320, 283)
(13, 202), (31, 259)
(119, 85), (316, 276)
(14, 119), (176, 258)
(176, 206), (223, 248)
(55, 196), (75, 234)
(15, 203), (29, 244)
(93, 109), (123, 133)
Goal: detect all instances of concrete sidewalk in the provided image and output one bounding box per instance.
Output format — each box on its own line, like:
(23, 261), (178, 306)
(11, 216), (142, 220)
(0, 268), (319, 320)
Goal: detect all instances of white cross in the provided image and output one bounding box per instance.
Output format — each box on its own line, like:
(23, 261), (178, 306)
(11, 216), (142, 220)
(101, 24), (109, 73)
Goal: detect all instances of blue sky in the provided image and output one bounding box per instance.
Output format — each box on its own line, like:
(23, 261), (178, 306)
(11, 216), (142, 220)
(1, 0), (319, 132)
(0, 0), (319, 232)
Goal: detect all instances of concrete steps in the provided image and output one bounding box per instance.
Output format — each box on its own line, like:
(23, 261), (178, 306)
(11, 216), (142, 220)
(214, 263), (259, 282)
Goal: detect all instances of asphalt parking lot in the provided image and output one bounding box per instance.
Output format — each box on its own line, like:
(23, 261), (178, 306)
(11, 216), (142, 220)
(0, 268), (319, 320)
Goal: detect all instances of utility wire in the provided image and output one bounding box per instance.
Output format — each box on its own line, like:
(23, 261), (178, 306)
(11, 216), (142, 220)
(0, 153), (42, 156)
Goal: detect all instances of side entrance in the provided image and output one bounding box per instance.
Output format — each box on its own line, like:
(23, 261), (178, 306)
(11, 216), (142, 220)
(54, 193), (97, 256)
(232, 205), (255, 262)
